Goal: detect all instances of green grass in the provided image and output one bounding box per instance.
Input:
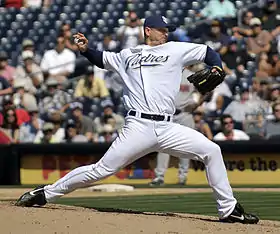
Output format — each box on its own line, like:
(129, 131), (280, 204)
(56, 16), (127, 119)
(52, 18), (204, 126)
(56, 192), (280, 221)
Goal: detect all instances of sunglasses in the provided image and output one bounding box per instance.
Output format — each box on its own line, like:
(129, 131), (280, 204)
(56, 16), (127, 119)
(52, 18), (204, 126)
(223, 121), (233, 125)
(29, 111), (38, 115)
(43, 129), (53, 133)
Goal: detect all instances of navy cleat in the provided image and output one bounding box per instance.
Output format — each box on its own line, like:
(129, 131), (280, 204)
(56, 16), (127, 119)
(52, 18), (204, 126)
(220, 203), (259, 224)
(15, 186), (47, 207)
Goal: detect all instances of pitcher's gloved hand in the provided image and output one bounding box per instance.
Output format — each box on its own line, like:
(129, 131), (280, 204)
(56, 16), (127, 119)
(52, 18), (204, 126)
(187, 66), (226, 95)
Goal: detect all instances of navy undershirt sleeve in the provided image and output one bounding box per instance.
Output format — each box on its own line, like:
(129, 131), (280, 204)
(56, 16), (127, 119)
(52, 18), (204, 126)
(204, 46), (222, 68)
(80, 48), (104, 69)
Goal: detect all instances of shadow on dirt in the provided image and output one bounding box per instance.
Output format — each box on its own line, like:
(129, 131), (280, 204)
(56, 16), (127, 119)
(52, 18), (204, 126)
(88, 207), (220, 223)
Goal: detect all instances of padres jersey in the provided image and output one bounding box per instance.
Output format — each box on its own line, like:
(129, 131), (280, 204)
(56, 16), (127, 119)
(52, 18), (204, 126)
(103, 42), (207, 114)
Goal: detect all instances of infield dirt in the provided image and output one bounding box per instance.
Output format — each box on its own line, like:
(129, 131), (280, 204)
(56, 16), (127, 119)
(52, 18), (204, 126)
(1, 188), (280, 234)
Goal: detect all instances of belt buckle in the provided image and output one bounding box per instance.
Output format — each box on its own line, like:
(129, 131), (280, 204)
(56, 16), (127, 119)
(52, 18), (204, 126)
(150, 115), (154, 120)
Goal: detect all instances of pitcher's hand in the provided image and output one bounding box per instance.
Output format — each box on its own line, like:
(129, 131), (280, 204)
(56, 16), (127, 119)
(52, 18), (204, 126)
(73, 33), (88, 53)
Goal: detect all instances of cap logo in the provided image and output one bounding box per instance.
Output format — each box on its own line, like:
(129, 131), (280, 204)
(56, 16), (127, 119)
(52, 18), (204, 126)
(162, 16), (168, 24)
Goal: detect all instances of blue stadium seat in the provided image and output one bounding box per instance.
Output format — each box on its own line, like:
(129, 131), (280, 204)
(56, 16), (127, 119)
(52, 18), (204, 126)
(88, 0), (97, 5)
(192, 1), (201, 11)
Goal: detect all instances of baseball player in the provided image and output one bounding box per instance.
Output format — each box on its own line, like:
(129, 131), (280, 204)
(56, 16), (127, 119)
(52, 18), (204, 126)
(16, 15), (259, 224)
(150, 68), (195, 186)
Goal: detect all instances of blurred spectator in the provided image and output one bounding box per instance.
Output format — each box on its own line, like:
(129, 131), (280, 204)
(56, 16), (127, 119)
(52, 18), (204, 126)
(199, 0), (237, 20)
(18, 39), (41, 66)
(1, 107), (20, 143)
(256, 52), (274, 78)
(251, 77), (262, 99)
(243, 112), (265, 138)
(268, 84), (280, 103)
(13, 79), (38, 111)
(224, 87), (270, 128)
(34, 112), (64, 143)
(2, 96), (30, 126)
(0, 128), (13, 144)
(213, 114), (250, 140)
(259, 78), (270, 100)
(40, 35), (76, 84)
(98, 124), (118, 143)
(63, 119), (88, 143)
(271, 26), (280, 54)
(117, 11), (144, 49)
(4, 0), (23, 8)
(94, 100), (125, 135)
(14, 51), (44, 93)
(258, 0), (279, 31)
(60, 23), (79, 52)
(0, 51), (15, 84)
(24, 0), (48, 8)
(193, 110), (213, 140)
(47, 109), (65, 141)
(34, 122), (61, 143)
(97, 34), (118, 52)
(263, 102), (280, 139)
(232, 11), (254, 38)
(222, 38), (254, 77)
(94, 35), (119, 80)
(70, 102), (95, 142)
(269, 51), (280, 77)
(202, 71), (234, 114)
(74, 66), (110, 99)
(19, 106), (43, 143)
(202, 20), (230, 56)
(38, 78), (72, 116)
(223, 88), (252, 125)
(0, 76), (13, 106)
(246, 18), (273, 55)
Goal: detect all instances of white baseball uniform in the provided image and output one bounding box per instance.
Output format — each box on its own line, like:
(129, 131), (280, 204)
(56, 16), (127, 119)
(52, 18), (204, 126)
(154, 69), (195, 183)
(44, 41), (237, 218)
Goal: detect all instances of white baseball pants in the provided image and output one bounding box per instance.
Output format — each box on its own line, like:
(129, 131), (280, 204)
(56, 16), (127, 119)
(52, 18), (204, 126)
(154, 112), (194, 182)
(44, 115), (237, 218)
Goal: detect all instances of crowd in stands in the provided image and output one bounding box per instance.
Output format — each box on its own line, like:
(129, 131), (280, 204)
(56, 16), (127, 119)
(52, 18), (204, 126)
(0, 0), (280, 144)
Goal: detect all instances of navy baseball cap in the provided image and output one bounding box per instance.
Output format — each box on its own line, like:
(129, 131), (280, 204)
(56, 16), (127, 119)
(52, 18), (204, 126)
(144, 15), (176, 32)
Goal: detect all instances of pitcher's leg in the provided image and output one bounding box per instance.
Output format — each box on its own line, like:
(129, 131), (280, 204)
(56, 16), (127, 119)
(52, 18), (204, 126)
(44, 162), (114, 202)
(157, 123), (236, 218)
(43, 118), (158, 202)
(154, 152), (170, 181)
(178, 158), (189, 183)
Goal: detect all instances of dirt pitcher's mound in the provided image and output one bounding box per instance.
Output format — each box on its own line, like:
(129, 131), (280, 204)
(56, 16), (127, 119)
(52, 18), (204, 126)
(0, 202), (280, 234)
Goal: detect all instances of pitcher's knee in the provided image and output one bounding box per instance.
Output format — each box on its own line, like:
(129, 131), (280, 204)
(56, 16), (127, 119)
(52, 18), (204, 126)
(89, 161), (118, 179)
(211, 142), (222, 155)
(204, 141), (222, 158)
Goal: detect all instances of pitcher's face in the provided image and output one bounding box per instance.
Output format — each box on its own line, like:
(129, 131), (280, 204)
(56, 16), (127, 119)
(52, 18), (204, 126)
(145, 27), (168, 46)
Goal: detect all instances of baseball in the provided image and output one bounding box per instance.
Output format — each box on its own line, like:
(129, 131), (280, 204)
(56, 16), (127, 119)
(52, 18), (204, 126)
(74, 38), (84, 45)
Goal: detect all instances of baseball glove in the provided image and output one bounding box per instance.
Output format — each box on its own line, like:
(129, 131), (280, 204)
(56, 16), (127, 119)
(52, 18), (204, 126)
(187, 66), (226, 95)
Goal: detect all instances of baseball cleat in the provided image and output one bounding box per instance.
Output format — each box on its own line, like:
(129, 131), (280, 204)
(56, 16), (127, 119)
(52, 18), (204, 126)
(220, 203), (259, 224)
(178, 179), (187, 186)
(15, 186), (47, 207)
(149, 178), (164, 186)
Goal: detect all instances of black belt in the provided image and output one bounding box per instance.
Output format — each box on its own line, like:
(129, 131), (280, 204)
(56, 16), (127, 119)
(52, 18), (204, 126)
(128, 110), (171, 122)
(174, 109), (182, 115)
